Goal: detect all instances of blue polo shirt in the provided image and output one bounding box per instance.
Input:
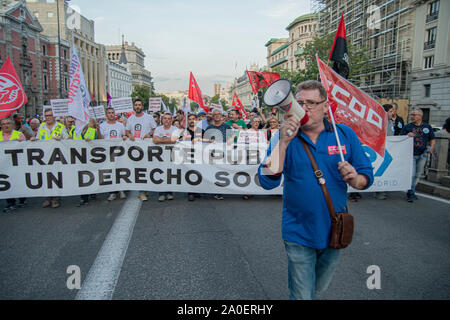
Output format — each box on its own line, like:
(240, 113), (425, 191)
(258, 120), (374, 249)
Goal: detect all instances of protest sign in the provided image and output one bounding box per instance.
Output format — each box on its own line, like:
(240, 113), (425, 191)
(149, 97), (162, 112)
(111, 97), (133, 114)
(88, 106), (106, 119)
(50, 99), (69, 117)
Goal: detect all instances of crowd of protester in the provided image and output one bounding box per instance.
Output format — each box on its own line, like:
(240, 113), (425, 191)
(1, 98), (448, 213)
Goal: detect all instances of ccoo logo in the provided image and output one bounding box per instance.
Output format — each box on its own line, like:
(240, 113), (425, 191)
(0, 73), (26, 111)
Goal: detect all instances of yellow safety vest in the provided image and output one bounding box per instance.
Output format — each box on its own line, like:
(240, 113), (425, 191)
(38, 122), (64, 140)
(69, 126), (97, 140)
(0, 130), (22, 141)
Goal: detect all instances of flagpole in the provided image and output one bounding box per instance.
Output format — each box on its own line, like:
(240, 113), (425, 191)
(316, 54), (345, 163)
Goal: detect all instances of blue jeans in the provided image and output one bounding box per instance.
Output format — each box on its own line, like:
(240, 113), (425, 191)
(410, 154), (427, 193)
(284, 240), (340, 300)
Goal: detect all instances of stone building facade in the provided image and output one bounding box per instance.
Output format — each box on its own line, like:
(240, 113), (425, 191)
(410, 0), (449, 127)
(0, 0), (70, 116)
(266, 13), (319, 71)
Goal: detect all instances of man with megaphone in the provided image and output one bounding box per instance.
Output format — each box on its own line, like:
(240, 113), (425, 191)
(258, 80), (374, 300)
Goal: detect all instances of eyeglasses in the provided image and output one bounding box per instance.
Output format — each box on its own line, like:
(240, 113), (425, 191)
(297, 99), (327, 110)
(411, 114), (421, 116)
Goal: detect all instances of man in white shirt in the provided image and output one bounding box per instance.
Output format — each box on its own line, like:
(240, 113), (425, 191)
(153, 112), (180, 202)
(100, 107), (128, 201)
(126, 99), (157, 141)
(125, 99), (157, 201)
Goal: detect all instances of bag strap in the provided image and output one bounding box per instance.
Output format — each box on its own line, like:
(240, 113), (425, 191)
(299, 136), (338, 222)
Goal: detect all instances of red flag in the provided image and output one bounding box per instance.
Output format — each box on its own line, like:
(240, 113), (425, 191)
(316, 55), (387, 157)
(329, 11), (349, 79)
(0, 57), (28, 118)
(232, 92), (249, 120)
(246, 71), (280, 93)
(188, 72), (209, 113)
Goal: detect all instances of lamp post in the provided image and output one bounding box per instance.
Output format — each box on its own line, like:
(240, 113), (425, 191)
(56, 0), (63, 99)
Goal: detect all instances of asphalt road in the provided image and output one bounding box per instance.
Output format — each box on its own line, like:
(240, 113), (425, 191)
(0, 191), (449, 300)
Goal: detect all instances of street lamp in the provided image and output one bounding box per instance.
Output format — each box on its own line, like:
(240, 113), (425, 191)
(56, 0), (63, 99)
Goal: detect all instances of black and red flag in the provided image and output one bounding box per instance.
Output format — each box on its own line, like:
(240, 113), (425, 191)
(246, 71), (280, 94)
(329, 11), (349, 79)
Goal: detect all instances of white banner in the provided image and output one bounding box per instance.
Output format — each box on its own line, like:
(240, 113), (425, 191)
(149, 97), (162, 112)
(353, 136), (413, 193)
(50, 99), (69, 118)
(0, 137), (412, 199)
(111, 97), (133, 114)
(68, 45), (91, 132)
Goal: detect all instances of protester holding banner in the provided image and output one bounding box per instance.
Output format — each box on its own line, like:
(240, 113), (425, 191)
(35, 108), (68, 208)
(258, 80), (374, 300)
(0, 117), (27, 213)
(99, 107), (128, 202)
(226, 109), (247, 143)
(153, 112), (179, 202)
(401, 108), (436, 202)
(34, 108), (68, 141)
(204, 108), (234, 200)
(125, 99), (157, 202)
(29, 118), (40, 137)
(13, 113), (33, 140)
(126, 99), (157, 141)
(176, 109), (186, 129)
(75, 119), (99, 207)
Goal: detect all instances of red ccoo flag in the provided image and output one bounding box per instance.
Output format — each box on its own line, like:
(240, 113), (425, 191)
(246, 71), (280, 93)
(188, 72), (209, 113)
(329, 11), (349, 79)
(0, 57), (28, 118)
(317, 55), (387, 157)
(232, 92), (249, 120)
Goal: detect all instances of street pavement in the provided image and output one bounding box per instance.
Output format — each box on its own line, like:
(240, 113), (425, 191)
(0, 191), (449, 300)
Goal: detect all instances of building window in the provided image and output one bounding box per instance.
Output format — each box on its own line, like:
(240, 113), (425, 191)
(43, 60), (47, 70)
(43, 74), (48, 91)
(426, 27), (437, 42)
(63, 49), (67, 59)
(34, 12), (39, 18)
(424, 55), (434, 69)
(424, 84), (431, 98)
(429, 0), (440, 15)
(427, 1), (440, 22)
(63, 65), (68, 73)
(47, 12), (53, 18)
(42, 45), (46, 56)
(424, 27), (437, 50)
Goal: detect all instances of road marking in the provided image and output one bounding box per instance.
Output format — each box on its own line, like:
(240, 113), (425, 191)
(75, 191), (142, 300)
(415, 192), (450, 205)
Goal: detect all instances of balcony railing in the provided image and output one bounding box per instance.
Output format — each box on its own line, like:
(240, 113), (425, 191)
(424, 41), (436, 50)
(426, 12), (439, 23)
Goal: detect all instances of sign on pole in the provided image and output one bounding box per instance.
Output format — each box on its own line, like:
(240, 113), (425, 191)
(149, 97), (162, 112)
(50, 99), (69, 117)
(111, 97), (133, 114)
(88, 106), (106, 119)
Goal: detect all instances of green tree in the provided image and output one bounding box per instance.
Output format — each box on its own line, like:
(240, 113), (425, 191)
(131, 85), (152, 109)
(297, 33), (372, 86)
(210, 94), (220, 104)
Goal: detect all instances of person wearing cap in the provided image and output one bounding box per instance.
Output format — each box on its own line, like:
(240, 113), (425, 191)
(196, 111), (212, 131)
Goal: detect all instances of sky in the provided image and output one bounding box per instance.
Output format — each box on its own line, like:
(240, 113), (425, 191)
(70, 0), (312, 96)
